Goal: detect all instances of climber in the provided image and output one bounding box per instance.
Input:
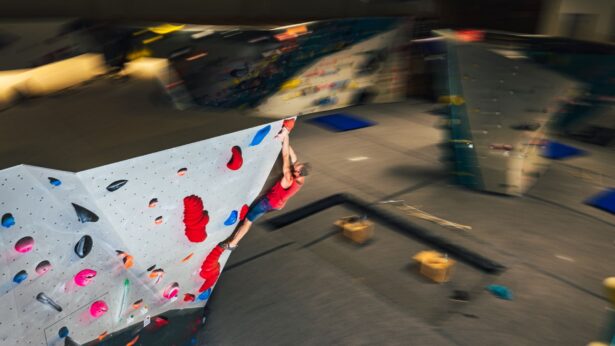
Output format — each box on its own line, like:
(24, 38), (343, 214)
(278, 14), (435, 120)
(220, 122), (310, 251)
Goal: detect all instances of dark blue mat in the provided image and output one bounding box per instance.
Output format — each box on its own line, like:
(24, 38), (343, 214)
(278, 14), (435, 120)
(308, 113), (375, 132)
(585, 188), (615, 215)
(542, 141), (587, 159)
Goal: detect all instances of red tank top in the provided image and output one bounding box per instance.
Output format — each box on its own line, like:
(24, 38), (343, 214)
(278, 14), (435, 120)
(266, 179), (302, 209)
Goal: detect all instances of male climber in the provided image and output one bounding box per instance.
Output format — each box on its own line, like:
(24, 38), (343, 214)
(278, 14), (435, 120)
(220, 122), (310, 251)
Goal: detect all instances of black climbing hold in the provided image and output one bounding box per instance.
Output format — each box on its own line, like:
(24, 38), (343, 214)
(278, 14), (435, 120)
(149, 198), (158, 208)
(147, 264), (156, 272)
(48, 177), (62, 186)
(71, 203), (99, 223)
(106, 180), (128, 192)
(74, 235), (93, 258)
(36, 292), (62, 312)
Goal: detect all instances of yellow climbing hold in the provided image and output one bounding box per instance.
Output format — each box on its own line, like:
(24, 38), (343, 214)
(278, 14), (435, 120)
(280, 78), (301, 91)
(148, 23), (185, 35)
(438, 95), (465, 106)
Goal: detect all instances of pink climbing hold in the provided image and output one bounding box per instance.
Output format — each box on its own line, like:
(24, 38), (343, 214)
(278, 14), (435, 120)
(163, 282), (179, 299)
(15, 236), (34, 253)
(90, 300), (108, 318)
(74, 269), (97, 287)
(226, 146), (243, 170)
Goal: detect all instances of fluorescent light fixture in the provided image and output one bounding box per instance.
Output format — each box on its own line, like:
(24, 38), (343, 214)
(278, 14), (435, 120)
(348, 156), (369, 162)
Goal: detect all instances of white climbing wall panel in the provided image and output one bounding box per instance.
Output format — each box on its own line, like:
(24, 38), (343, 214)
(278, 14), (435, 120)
(0, 119), (285, 345)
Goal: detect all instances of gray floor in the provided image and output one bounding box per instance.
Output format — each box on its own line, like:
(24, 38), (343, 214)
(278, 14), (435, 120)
(202, 101), (614, 346)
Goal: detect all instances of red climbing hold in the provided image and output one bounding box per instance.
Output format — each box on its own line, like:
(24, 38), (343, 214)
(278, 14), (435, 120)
(226, 146), (243, 171)
(183, 293), (195, 302)
(239, 204), (249, 221)
(183, 195), (209, 243)
(282, 118), (296, 132)
(199, 245), (224, 292)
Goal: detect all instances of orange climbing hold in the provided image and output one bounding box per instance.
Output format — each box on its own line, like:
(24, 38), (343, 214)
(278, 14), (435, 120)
(126, 335), (140, 346)
(116, 251), (134, 269)
(98, 331), (108, 341)
(181, 252), (194, 263)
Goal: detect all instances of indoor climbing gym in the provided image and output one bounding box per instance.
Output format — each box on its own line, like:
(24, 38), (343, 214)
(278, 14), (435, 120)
(0, 1), (614, 345)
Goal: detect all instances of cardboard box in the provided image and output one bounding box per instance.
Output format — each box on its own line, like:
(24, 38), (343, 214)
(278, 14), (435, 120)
(335, 217), (374, 244)
(413, 250), (455, 283)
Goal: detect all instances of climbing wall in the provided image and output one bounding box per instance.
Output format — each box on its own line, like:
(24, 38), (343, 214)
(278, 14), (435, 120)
(255, 27), (408, 117)
(0, 120), (285, 345)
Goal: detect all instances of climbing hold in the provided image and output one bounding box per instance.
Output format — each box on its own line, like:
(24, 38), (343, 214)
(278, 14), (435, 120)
(132, 299), (143, 309)
(239, 204), (249, 221)
(126, 314), (135, 323)
(106, 180), (128, 192)
(153, 316), (169, 327)
(148, 198), (158, 208)
(226, 146), (243, 170)
(249, 125), (271, 146)
(177, 168), (188, 176)
(90, 300), (108, 318)
(116, 251), (134, 269)
(163, 282), (179, 299)
(74, 235), (93, 258)
(199, 246), (223, 292)
(197, 288), (212, 301)
(97, 331), (108, 341)
(36, 292), (62, 312)
(48, 177), (62, 186)
(183, 293), (195, 302)
(13, 270), (27, 284)
(224, 210), (238, 226)
(148, 269), (164, 283)
(146, 264), (156, 271)
(2, 213), (15, 228)
(154, 216), (164, 224)
(126, 335), (140, 346)
(181, 252), (194, 263)
(71, 203), (99, 223)
(35, 260), (51, 275)
(486, 284), (513, 300)
(58, 326), (69, 338)
(15, 236), (34, 253)
(183, 195), (209, 243)
(74, 269), (97, 287)
(282, 118), (296, 132)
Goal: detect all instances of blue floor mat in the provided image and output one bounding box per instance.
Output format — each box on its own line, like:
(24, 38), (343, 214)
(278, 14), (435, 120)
(585, 188), (615, 214)
(308, 113), (375, 132)
(542, 141), (587, 159)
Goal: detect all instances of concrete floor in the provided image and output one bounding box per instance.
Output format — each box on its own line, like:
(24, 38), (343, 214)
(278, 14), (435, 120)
(202, 101), (614, 346)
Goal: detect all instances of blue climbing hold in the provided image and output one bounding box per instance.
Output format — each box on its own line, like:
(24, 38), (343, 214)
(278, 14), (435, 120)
(486, 284), (513, 300)
(58, 326), (69, 338)
(223, 210), (238, 226)
(48, 177), (62, 186)
(249, 125), (271, 146)
(13, 270), (27, 284)
(2, 213), (15, 228)
(197, 288), (212, 301)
